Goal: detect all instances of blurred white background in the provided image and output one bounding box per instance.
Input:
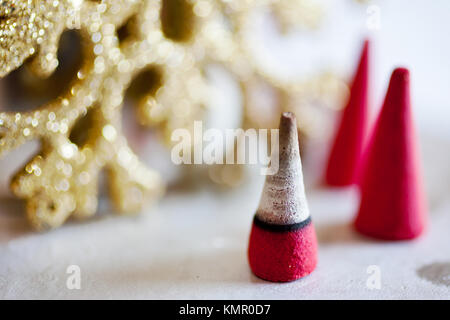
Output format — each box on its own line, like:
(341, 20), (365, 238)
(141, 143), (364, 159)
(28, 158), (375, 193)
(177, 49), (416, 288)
(251, 0), (450, 137)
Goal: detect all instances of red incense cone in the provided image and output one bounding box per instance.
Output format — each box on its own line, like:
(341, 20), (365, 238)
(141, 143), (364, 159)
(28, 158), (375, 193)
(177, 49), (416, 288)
(248, 112), (318, 282)
(354, 68), (427, 240)
(325, 40), (370, 186)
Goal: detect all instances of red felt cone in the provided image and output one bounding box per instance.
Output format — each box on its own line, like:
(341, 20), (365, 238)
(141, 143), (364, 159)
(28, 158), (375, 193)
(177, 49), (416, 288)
(248, 112), (318, 282)
(325, 39), (370, 186)
(354, 68), (427, 240)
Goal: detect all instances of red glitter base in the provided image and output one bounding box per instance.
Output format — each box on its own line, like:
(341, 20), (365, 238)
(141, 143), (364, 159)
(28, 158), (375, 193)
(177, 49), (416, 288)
(248, 221), (318, 282)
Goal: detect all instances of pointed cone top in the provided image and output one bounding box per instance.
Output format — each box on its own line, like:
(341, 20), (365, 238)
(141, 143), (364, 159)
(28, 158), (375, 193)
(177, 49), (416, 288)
(256, 112), (310, 225)
(324, 39), (370, 186)
(278, 112), (300, 173)
(351, 39), (369, 91)
(347, 39), (369, 102)
(369, 67), (413, 149)
(383, 67), (410, 114)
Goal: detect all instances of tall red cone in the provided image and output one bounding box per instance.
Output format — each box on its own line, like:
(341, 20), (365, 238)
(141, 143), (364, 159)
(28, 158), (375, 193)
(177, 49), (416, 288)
(248, 112), (318, 282)
(354, 68), (427, 240)
(325, 39), (370, 186)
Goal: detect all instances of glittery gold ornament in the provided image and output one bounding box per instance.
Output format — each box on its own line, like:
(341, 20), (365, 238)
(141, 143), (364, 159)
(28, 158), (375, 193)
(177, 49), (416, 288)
(0, 0), (166, 230)
(0, 0), (344, 229)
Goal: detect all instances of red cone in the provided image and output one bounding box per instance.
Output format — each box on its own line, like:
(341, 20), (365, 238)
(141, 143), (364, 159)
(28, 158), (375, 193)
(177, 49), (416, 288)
(248, 112), (318, 282)
(354, 68), (427, 240)
(325, 39), (370, 186)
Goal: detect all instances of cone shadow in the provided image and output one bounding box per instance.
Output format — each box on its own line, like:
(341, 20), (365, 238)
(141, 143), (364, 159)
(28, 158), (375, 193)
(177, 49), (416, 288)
(316, 221), (370, 245)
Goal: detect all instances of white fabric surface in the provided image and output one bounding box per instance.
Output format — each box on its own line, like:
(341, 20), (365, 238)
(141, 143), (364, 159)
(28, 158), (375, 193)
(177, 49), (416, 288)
(0, 133), (449, 299)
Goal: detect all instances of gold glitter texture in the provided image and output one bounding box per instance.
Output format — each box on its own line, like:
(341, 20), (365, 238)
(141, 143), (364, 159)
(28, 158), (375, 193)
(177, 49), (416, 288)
(0, 0), (164, 230)
(0, 0), (342, 229)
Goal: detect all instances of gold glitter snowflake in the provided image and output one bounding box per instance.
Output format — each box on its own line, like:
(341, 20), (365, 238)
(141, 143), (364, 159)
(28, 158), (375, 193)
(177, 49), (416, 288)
(0, 0), (342, 230)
